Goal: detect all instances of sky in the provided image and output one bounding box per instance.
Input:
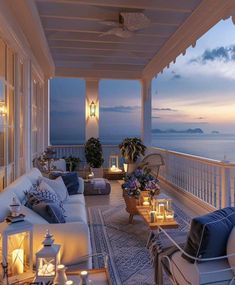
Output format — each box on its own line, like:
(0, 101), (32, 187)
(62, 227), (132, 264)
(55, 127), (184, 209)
(50, 18), (235, 144)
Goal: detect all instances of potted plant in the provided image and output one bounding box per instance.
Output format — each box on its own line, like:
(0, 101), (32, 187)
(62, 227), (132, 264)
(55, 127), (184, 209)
(63, 156), (81, 172)
(119, 137), (146, 173)
(85, 137), (104, 178)
(122, 167), (160, 223)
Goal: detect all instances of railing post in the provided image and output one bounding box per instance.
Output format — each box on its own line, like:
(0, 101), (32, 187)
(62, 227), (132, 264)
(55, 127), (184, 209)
(221, 161), (230, 208)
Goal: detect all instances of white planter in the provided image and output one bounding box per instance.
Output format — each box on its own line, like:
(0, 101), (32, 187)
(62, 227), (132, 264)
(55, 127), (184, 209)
(92, 167), (104, 178)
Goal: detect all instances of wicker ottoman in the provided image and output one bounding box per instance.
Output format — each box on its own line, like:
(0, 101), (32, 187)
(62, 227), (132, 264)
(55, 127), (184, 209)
(84, 178), (111, 195)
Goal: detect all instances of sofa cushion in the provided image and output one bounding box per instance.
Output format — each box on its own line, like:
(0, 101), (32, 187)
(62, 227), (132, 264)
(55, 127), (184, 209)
(25, 182), (65, 213)
(171, 250), (234, 285)
(227, 226), (235, 274)
(183, 207), (235, 262)
(50, 172), (79, 195)
(32, 202), (66, 224)
(21, 205), (49, 224)
(39, 176), (68, 202)
(64, 194), (85, 205)
(25, 168), (42, 184)
(63, 203), (87, 224)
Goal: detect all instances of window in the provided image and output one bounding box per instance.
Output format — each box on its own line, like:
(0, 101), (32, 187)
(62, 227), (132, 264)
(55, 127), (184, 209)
(50, 78), (85, 145)
(99, 80), (141, 144)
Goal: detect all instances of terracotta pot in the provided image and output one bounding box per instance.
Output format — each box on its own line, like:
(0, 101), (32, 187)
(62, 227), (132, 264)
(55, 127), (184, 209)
(92, 167), (104, 178)
(122, 189), (140, 223)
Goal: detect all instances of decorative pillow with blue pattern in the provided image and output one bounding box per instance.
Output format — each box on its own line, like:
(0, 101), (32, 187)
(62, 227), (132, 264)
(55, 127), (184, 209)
(25, 181), (65, 214)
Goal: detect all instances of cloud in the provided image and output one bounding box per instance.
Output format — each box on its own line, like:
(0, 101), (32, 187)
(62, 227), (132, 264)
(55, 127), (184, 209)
(152, 116), (161, 119)
(100, 105), (139, 113)
(171, 74), (182, 80)
(152, 107), (178, 112)
(190, 45), (235, 64)
(196, 117), (205, 120)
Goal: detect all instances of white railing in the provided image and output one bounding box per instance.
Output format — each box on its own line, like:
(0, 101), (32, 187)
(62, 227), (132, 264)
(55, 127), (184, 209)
(50, 145), (121, 168)
(150, 147), (235, 209)
(49, 144), (235, 209)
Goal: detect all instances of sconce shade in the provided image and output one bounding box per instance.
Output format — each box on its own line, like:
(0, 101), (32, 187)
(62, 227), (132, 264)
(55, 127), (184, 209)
(0, 101), (6, 117)
(89, 101), (96, 117)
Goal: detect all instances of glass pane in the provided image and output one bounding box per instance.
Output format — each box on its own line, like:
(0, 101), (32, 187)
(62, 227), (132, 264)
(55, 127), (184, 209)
(37, 257), (56, 277)
(100, 80), (141, 144)
(0, 39), (6, 78)
(7, 48), (14, 86)
(7, 232), (31, 276)
(50, 78), (85, 145)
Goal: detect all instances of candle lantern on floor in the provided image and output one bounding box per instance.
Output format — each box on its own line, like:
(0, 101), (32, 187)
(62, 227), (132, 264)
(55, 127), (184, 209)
(109, 154), (121, 172)
(0, 220), (33, 283)
(35, 230), (61, 283)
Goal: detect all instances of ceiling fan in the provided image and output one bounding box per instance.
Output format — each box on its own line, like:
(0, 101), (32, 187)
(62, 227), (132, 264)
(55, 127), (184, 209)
(100, 12), (151, 38)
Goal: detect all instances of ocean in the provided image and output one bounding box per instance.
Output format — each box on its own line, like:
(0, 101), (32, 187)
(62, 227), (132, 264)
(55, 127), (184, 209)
(51, 133), (235, 162)
(151, 133), (235, 162)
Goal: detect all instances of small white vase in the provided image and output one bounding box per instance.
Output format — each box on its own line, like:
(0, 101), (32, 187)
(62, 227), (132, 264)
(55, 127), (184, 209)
(54, 264), (68, 285)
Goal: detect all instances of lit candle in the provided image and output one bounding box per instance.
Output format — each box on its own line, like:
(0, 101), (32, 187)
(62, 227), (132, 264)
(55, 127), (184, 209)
(158, 203), (165, 214)
(80, 270), (89, 285)
(65, 281), (73, 285)
(143, 197), (150, 206)
(12, 248), (24, 275)
(165, 210), (174, 220)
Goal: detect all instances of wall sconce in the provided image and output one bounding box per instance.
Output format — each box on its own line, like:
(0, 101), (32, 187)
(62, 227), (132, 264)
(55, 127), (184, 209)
(0, 101), (6, 117)
(89, 101), (96, 117)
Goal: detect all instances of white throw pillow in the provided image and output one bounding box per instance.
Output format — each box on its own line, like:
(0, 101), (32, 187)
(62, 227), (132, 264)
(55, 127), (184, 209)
(227, 226), (235, 274)
(39, 176), (68, 202)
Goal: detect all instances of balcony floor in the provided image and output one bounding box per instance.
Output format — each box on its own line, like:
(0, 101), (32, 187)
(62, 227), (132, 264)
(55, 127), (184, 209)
(85, 179), (208, 218)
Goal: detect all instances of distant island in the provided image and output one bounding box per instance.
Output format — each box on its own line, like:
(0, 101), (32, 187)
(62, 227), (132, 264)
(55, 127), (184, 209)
(211, 131), (220, 134)
(152, 128), (204, 134)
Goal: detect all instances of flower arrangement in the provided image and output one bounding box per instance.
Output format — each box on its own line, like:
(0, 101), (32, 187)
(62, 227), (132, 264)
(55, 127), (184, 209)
(122, 167), (160, 199)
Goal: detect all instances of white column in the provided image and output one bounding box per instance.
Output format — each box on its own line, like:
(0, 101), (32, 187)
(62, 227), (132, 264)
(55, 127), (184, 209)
(43, 78), (49, 148)
(85, 79), (99, 140)
(14, 55), (20, 178)
(24, 59), (32, 172)
(141, 78), (152, 146)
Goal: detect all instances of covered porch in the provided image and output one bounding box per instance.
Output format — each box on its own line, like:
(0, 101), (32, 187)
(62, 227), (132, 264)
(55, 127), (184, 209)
(1, 0), (235, 284)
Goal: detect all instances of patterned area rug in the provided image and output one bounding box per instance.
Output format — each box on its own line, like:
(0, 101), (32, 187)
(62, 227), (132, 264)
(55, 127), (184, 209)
(88, 204), (191, 285)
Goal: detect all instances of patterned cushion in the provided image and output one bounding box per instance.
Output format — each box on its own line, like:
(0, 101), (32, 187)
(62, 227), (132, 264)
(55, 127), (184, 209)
(32, 201), (66, 224)
(24, 182), (65, 213)
(39, 176), (68, 202)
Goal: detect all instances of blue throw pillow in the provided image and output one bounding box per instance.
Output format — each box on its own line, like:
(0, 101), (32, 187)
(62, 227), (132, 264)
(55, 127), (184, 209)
(183, 207), (235, 262)
(49, 172), (79, 195)
(32, 201), (66, 224)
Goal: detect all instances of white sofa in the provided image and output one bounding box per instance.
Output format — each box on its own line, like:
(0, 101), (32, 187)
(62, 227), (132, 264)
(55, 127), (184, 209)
(0, 168), (92, 268)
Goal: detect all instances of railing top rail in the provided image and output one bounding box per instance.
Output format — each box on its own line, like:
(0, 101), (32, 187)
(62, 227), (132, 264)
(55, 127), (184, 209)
(49, 144), (119, 148)
(151, 146), (235, 168)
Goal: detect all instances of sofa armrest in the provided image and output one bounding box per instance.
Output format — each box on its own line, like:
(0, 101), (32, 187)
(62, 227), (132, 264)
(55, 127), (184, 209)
(33, 222), (91, 267)
(78, 177), (84, 194)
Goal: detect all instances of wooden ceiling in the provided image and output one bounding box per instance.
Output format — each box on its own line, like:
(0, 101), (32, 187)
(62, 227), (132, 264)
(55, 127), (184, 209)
(34, 0), (202, 78)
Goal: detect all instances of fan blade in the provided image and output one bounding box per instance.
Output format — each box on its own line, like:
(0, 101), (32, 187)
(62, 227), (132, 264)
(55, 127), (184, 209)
(121, 12), (150, 31)
(100, 27), (133, 38)
(99, 20), (119, 27)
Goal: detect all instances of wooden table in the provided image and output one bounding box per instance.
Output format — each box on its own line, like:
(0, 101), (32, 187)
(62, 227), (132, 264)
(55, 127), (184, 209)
(136, 205), (179, 247)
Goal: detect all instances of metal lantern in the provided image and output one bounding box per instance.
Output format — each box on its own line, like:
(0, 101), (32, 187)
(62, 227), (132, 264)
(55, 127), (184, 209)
(35, 230), (61, 283)
(0, 220), (33, 283)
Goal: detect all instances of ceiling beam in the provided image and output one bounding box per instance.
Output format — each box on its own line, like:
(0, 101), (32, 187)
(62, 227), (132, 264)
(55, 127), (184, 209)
(36, 0), (199, 13)
(143, 0), (232, 79)
(55, 66), (142, 80)
(49, 39), (159, 52)
(51, 48), (155, 58)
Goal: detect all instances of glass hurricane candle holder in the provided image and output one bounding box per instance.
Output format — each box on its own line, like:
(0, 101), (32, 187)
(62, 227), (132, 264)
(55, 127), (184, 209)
(165, 209), (174, 221)
(143, 197), (150, 206)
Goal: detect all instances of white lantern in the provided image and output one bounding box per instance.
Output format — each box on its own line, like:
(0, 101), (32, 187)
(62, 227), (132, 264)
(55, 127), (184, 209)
(109, 155), (119, 170)
(35, 230), (61, 283)
(0, 220), (33, 283)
